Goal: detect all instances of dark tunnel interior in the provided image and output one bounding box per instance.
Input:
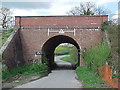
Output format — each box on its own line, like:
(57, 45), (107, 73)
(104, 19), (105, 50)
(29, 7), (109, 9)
(42, 35), (80, 70)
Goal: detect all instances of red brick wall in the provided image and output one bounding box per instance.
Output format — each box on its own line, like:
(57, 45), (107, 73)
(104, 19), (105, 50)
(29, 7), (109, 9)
(2, 30), (24, 70)
(15, 16), (108, 66)
(15, 16), (108, 27)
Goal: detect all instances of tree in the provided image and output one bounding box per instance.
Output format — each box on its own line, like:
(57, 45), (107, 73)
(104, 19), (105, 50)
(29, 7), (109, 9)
(94, 6), (108, 15)
(0, 7), (14, 29)
(67, 2), (108, 16)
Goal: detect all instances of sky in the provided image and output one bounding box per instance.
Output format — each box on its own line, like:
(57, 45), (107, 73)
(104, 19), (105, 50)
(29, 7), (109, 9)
(1, 0), (120, 20)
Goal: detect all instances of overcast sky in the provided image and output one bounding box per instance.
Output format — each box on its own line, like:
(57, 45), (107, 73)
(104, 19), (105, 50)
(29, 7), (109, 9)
(1, 0), (119, 20)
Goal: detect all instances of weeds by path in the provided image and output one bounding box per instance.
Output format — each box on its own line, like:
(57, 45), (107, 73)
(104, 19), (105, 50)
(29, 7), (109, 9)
(76, 66), (109, 88)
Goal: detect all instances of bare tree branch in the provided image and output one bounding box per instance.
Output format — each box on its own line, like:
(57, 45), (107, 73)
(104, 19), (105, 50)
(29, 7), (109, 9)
(67, 2), (108, 16)
(0, 7), (14, 29)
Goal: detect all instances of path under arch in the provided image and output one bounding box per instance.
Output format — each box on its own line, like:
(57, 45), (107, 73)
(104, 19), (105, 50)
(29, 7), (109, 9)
(42, 35), (80, 69)
(15, 55), (82, 88)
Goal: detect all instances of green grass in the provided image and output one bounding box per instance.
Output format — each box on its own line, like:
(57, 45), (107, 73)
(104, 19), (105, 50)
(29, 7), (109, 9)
(60, 46), (78, 65)
(2, 63), (49, 80)
(105, 25), (119, 76)
(54, 46), (71, 53)
(0, 67), (1, 83)
(101, 22), (119, 75)
(82, 40), (110, 72)
(55, 53), (69, 57)
(54, 45), (72, 57)
(61, 56), (71, 63)
(61, 55), (78, 65)
(0, 29), (13, 48)
(76, 66), (106, 88)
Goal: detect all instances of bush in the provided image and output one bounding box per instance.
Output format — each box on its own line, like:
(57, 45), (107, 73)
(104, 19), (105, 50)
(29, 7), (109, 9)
(69, 46), (78, 65)
(104, 24), (119, 75)
(82, 40), (110, 72)
(9, 28), (14, 32)
(5, 34), (10, 38)
(42, 54), (49, 66)
(101, 21), (112, 31)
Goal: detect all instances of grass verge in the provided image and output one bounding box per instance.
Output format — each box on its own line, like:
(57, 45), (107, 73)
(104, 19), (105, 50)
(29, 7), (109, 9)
(2, 63), (49, 80)
(2, 72), (49, 88)
(0, 29), (13, 48)
(55, 54), (69, 57)
(60, 56), (71, 63)
(54, 45), (71, 57)
(76, 66), (108, 88)
(54, 46), (71, 53)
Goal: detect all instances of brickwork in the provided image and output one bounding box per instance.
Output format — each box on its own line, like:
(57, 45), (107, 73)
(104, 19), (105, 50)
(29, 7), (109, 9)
(14, 15), (108, 67)
(2, 30), (24, 70)
(15, 16), (107, 27)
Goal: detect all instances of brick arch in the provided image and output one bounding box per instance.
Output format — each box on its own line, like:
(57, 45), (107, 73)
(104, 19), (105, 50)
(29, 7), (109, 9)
(41, 35), (80, 69)
(1, 15), (108, 70)
(2, 15), (108, 70)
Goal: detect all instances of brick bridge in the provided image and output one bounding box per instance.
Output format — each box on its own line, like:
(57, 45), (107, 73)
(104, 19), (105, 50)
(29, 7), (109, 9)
(2, 15), (108, 70)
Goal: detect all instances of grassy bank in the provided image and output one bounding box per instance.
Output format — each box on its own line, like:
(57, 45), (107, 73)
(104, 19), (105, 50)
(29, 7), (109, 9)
(55, 45), (71, 53)
(61, 56), (71, 62)
(2, 71), (49, 88)
(104, 24), (119, 75)
(0, 29), (13, 48)
(76, 40), (110, 88)
(101, 22), (119, 76)
(54, 45), (71, 56)
(2, 63), (49, 80)
(76, 66), (108, 88)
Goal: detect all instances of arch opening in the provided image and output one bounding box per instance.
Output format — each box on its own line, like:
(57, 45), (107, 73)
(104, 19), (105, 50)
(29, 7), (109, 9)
(54, 43), (79, 70)
(42, 35), (80, 70)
